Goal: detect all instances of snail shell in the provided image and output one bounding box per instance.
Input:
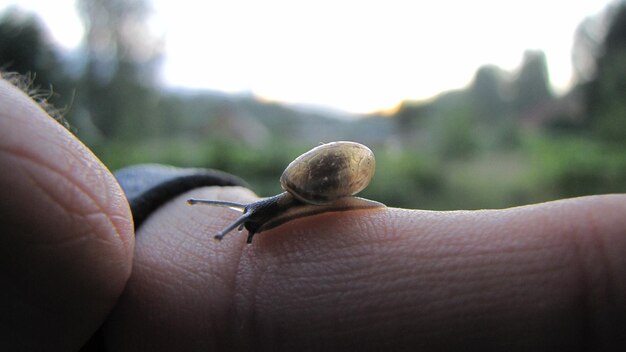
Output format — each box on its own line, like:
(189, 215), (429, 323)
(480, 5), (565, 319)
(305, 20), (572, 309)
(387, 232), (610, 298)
(280, 141), (375, 204)
(188, 141), (384, 243)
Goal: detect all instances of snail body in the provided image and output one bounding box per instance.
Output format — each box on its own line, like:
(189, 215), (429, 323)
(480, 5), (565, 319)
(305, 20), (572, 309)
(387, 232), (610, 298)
(188, 141), (384, 243)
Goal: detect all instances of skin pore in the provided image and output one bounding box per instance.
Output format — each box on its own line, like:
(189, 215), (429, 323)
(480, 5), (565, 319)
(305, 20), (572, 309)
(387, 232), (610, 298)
(1, 77), (625, 351)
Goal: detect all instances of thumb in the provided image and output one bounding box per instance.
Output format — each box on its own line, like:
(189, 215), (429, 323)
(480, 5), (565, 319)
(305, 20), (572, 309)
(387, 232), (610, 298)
(0, 77), (134, 350)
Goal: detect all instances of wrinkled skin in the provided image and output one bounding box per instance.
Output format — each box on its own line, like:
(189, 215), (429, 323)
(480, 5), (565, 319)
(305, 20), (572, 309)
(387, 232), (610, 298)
(1, 77), (625, 351)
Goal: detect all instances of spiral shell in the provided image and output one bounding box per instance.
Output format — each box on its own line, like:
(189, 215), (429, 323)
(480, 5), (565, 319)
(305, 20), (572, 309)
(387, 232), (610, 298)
(280, 141), (375, 205)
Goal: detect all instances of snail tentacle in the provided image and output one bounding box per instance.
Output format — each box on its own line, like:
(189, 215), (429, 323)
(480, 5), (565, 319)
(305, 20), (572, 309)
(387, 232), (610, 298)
(188, 198), (246, 211)
(213, 212), (252, 241)
(246, 230), (257, 244)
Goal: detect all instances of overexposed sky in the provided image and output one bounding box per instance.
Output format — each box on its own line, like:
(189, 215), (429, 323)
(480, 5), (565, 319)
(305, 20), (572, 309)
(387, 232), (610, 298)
(1, 0), (615, 113)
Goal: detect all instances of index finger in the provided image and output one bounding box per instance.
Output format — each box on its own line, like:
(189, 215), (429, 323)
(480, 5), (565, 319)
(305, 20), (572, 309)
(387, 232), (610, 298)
(106, 188), (626, 351)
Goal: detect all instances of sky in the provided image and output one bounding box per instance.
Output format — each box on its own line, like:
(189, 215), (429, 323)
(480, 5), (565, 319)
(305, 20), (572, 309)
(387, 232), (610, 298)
(0, 0), (616, 113)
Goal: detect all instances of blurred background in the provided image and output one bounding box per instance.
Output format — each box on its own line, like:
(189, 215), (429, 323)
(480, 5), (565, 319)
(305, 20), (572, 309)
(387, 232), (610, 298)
(1, 0), (625, 210)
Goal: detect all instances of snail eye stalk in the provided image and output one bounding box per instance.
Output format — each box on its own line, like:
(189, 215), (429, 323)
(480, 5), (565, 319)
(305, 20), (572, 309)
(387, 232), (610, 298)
(188, 199), (251, 240)
(187, 199), (247, 212)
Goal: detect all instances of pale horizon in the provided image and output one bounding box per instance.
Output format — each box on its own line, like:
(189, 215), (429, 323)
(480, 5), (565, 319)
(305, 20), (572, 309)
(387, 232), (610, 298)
(1, 0), (616, 114)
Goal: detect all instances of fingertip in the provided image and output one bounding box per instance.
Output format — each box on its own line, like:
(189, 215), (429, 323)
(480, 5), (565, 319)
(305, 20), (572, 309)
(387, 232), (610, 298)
(0, 77), (135, 349)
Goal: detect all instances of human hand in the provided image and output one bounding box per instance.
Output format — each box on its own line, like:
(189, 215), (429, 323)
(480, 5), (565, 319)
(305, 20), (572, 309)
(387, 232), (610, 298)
(1, 77), (625, 351)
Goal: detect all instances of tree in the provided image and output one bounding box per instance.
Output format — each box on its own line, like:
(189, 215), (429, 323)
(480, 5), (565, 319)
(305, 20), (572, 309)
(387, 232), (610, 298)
(76, 0), (161, 140)
(0, 7), (76, 131)
(584, 1), (626, 144)
(572, 15), (605, 84)
(0, 8), (72, 105)
(470, 65), (509, 120)
(512, 50), (552, 114)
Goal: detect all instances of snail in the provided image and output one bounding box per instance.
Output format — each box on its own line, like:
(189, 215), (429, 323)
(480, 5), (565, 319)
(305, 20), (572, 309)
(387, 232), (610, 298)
(188, 141), (385, 243)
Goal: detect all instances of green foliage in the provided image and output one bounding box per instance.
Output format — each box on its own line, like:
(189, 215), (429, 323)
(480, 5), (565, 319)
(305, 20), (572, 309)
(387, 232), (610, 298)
(94, 138), (301, 197)
(586, 50), (626, 144)
(528, 135), (626, 197)
(470, 65), (509, 119)
(583, 1), (626, 145)
(433, 106), (479, 159)
(97, 132), (626, 211)
(442, 151), (539, 209)
(361, 149), (443, 208)
(512, 51), (553, 112)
